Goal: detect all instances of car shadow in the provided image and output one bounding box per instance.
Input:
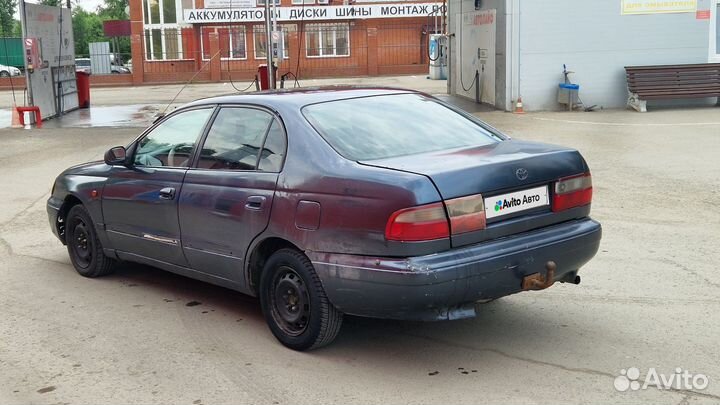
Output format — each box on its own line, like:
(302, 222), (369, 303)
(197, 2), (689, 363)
(105, 261), (266, 324)
(102, 261), (588, 358)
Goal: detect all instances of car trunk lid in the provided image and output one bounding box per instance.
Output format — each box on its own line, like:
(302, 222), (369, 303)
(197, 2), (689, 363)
(360, 139), (591, 247)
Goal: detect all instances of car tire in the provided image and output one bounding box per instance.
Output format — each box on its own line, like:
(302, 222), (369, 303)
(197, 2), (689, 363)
(259, 248), (343, 351)
(0, 71), (9, 77)
(65, 204), (116, 278)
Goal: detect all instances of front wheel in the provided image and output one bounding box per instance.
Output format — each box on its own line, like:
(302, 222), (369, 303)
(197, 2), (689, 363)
(65, 204), (116, 278)
(259, 249), (343, 351)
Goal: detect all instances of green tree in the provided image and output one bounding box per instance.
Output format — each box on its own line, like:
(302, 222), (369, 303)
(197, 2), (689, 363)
(0, 0), (17, 37)
(72, 7), (104, 56)
(98, 0), (129, 19)
(98, 0), (131, 57)
(12, 20), (21, 37)
(38, 0), (62, 6)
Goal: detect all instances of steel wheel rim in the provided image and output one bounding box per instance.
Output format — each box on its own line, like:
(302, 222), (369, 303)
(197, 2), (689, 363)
(269, 266), (310, 336)
(71, 219), (92, 268)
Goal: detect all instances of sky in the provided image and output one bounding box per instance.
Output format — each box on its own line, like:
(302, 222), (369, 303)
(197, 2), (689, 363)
(74, 0), (106, 11)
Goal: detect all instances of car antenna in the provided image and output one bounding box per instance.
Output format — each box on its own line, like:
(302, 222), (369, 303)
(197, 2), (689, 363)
(156, 50), (221, 121)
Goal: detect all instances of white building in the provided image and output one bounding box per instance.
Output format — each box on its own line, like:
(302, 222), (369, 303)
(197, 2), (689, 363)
(447, 0), (720, 111)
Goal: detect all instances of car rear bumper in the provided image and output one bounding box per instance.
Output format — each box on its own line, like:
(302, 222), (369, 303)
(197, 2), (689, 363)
(309, 218), (601, 321)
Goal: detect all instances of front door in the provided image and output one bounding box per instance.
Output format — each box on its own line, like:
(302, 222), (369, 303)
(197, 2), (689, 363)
(103, 107), (215, 266)
(178, 106), (287, 286)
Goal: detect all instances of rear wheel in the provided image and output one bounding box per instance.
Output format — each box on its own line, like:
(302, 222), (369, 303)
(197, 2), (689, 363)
(0, 71), (9, 77)
(259, 248), (343, 351)
(65, 204), (116, 277)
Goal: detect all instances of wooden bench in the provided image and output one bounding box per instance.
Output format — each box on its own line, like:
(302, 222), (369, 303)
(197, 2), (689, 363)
(625, 63), (720, 112)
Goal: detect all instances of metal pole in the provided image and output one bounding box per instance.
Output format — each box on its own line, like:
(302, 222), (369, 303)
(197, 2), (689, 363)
(264, 0), (274, 89)
(441, 0), (445, 34)
(19, 0), (34, 107)
(272, 0), (278, 67)
(272, 0), (278, 32)
(55, 4), (64, 118)
(475, 69), (479, 103)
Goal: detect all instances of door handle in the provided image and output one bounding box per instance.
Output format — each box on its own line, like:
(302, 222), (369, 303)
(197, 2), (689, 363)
(245, 195), (266, 210)
(159, 187), (176, 200)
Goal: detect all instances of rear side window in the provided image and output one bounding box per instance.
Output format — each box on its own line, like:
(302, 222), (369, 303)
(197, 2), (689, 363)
(197, 107), (274, 170)
(258, 120), (286, 172)
(302, 93), (499, 161)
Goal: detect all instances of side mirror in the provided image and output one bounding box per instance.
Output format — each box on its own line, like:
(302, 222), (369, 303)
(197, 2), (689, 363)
(104, 146), (127, 165)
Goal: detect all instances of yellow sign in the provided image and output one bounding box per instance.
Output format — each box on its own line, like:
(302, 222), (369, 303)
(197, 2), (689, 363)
(621, 0), (697, 14)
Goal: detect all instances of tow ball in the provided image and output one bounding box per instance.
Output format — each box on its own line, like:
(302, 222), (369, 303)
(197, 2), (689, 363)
(521, 261), (557, 291)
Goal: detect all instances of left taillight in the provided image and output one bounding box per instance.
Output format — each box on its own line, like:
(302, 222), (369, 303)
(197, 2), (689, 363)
(446, 194), (486, 235)
(385, 202), (449, 242)
(385, 194), (487, 242)
(552, 173), (592, 212)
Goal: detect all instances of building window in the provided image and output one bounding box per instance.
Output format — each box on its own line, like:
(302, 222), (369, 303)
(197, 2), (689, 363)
(163, 0), (177, 23)
(202, 27), (247, 60)
(306, 24), (349, 58)
(148, 0), (160, 24)
(144, 28), (183, 60)
(144, 0), (178, 24)
(292, 0), (315, 4)
(143, 0), (185, 60)
(254, 26), (289, 59)
(257, 0), (281, 5)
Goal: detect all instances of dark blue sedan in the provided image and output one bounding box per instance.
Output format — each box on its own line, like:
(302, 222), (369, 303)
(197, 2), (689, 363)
(47, 87), (601, 350)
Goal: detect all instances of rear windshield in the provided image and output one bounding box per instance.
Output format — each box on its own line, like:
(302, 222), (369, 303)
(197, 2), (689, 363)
(302, 93), (500, 161)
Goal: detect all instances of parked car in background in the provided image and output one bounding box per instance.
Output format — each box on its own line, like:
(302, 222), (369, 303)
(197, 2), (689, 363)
(0, 63), (22, 77)
(74, 58), (92, 74)
(75, 57), (131, 74)
(111, 65), (131, 74)
(47, 87), (602, 351)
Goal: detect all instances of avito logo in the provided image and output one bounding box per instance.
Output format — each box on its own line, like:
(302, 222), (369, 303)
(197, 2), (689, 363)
(494, 194), (541, 212)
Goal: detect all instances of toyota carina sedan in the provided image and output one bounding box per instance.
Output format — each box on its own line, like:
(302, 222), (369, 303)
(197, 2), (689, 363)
(48, 87), (602, 350)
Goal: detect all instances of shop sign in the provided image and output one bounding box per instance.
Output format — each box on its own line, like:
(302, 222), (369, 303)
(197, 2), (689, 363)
(621, 0), (697, 15)
(184, 3), (444, 23)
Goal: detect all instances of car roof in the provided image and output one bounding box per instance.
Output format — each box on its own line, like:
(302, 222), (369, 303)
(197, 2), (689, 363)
(182, 86), (421, 110)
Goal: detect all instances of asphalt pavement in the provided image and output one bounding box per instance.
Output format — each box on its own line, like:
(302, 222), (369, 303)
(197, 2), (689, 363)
(0, 82), (719, 405)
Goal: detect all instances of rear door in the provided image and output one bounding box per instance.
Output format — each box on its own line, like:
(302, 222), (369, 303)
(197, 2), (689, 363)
(103, 107), (214, 266)
(178, 106), (287, 285)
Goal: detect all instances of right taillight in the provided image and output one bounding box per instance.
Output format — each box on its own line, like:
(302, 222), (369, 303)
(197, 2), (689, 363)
(553, 173), (592, 212)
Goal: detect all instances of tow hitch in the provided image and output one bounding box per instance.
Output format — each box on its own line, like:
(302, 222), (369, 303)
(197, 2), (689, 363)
(522, 261), (557, 291)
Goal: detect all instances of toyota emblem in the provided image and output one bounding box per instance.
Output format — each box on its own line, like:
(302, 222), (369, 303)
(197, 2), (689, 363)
(516, 168), (529, 181)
